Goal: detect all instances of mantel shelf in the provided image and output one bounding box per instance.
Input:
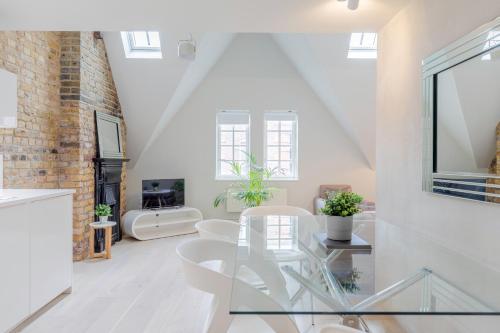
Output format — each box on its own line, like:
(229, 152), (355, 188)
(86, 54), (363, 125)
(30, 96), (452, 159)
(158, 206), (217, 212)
(93, 158), (130, 163)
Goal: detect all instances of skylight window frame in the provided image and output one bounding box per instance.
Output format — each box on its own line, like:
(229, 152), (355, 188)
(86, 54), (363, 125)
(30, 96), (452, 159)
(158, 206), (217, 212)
(120, 31), (163, 59)
(348, 32), (378, 59)
(481, 30), (500, 61)
(127, 31), (161, 52)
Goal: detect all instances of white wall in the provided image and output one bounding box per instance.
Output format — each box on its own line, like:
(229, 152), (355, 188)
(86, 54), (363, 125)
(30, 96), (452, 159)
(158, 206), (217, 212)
(377, 1), (500, 331)
(128, 34), (376, 219)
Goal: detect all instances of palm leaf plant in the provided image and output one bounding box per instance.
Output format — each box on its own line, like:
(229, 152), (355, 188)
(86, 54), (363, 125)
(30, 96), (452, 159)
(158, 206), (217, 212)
(214, 152), (283, 208)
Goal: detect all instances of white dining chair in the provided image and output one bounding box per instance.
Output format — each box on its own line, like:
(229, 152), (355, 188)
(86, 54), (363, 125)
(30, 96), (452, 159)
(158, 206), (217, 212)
(195, 219), (240, 243)
(176, 238), (300, 333)
(320, 324), (365, 333)
(241, 205), (312, 217)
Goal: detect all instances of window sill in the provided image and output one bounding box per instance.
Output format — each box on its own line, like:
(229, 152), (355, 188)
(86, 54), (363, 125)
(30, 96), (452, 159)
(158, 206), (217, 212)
(215, 177), (243, 181)
(215, 177), (299, 182)
(268, 178), (299, 182)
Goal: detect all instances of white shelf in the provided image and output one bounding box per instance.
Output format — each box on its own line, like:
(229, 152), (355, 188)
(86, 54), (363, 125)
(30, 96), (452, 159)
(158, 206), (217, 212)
(123, 207), (203, 240)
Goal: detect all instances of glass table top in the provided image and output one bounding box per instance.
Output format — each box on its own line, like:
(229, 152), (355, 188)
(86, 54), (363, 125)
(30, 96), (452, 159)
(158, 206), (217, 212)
(229, 214), (500, 315)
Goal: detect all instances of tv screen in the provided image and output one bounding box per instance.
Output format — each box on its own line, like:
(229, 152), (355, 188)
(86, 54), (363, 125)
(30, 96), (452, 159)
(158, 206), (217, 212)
(142, 179), (185, 209)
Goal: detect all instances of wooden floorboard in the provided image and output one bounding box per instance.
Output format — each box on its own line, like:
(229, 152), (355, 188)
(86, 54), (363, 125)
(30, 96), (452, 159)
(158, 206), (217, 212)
(18, 234), (405, 333)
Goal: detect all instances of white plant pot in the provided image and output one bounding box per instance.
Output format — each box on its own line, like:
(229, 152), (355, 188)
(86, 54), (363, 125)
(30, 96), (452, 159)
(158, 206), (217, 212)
(326, 215), (353, 241)
(99, 216), (108, 223)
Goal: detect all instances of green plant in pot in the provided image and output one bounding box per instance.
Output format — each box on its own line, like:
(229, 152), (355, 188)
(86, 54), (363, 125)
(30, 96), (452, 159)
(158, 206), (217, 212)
(95, 204), (112, 223)
(214, 152), (282, 209)
(321, 191), (363, 241)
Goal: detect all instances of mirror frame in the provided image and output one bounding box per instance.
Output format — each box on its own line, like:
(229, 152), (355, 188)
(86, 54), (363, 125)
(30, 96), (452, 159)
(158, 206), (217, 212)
(95, 111), (124, 159)
(422, 17), (500, 203)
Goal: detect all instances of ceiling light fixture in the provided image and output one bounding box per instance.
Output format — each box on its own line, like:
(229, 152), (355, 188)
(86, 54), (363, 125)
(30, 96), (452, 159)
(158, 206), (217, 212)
(338, 0), (359, 11)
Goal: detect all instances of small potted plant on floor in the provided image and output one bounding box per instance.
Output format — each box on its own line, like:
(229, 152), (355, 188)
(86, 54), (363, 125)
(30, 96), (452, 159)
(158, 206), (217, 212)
(95, 204), (112, 223)
(321, 191), (363, 241)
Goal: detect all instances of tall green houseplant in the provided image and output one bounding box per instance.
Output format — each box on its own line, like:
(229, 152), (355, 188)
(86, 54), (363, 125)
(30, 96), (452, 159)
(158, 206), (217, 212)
(214, 153), (282, 208)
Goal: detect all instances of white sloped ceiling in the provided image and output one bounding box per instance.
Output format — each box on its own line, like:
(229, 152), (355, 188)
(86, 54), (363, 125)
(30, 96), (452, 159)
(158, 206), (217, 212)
(273, 33), (377, 169)
(105, 33), (377, 169)
(103, 32), (234, 167)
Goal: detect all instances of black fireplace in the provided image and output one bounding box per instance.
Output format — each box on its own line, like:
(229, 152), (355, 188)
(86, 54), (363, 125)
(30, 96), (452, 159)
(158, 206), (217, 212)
(93, 158), (129, 252)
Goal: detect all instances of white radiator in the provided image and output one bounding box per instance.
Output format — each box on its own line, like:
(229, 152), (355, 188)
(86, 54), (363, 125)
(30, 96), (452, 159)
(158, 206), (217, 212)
(226, 188), (287, 213)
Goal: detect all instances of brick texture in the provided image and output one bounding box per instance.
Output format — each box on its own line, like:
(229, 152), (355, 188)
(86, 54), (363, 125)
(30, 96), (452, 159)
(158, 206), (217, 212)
(0, 31), (126, 260)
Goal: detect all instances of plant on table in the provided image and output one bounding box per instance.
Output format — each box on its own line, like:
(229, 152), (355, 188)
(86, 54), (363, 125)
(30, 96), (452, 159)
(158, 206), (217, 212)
(95, 204), (112, 223)
(321, 191), (363, 217)
(321, 191), (363, 241)
(214, 152), (283, 209)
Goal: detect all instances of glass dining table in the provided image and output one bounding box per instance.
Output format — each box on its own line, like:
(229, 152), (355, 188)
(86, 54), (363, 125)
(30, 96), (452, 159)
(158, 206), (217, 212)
(229, 213), (499, 326)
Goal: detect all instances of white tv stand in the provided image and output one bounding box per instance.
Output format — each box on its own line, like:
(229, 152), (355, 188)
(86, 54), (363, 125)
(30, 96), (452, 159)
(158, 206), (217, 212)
(123, 207), (202, 240)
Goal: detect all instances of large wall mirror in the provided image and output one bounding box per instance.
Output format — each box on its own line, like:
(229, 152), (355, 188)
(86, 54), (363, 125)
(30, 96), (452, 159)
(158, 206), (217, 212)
(423, 18), (500, 204)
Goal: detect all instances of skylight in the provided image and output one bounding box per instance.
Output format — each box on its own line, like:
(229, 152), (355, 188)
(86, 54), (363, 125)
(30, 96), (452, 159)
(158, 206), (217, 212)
(348, 32), (377, 59)
(481, 30), (500, 61)
(121, 31), (162, 59)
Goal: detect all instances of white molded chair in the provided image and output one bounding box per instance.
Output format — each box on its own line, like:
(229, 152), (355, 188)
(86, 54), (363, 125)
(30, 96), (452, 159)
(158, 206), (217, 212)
(195, 219), (240, 243)
(320, 325), (365, 333)
(196, 219), (294, 303)
(241, 205), (312, 217)
(176, 238), (300, 333)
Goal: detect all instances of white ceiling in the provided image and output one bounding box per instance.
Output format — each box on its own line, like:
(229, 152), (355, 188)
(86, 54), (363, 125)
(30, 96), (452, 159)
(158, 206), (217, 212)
(103, 32), (235, 165)
(0, 0), (403, 169)
(273, 33), (377, 168)
(104, 32), (377, 168)
(0, 0), (408, 32)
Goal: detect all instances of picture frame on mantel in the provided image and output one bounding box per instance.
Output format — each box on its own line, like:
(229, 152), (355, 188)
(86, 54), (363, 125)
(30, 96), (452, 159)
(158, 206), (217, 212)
(95, 111), (124, 159)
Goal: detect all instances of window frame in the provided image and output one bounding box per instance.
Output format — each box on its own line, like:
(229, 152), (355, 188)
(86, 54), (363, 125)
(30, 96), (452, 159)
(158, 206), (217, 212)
(215, 110), (251, 181)
(120, 31), (163, 59)
(263, 111), (299, 181)
(127, 31), (161, 52)
(347, 32), (378, 59)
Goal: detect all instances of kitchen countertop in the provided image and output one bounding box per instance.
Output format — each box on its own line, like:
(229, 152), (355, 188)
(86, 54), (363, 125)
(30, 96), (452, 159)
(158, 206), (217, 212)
(0, 189), (75, 208)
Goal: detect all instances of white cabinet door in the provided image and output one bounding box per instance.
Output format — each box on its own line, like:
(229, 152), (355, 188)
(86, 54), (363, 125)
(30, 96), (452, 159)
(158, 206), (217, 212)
(0, 204), (30, 332)
(28, 195), (73, 313)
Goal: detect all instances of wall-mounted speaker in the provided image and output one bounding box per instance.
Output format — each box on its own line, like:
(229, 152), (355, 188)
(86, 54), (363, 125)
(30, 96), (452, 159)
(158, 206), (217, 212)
(178, 40), (196, 60)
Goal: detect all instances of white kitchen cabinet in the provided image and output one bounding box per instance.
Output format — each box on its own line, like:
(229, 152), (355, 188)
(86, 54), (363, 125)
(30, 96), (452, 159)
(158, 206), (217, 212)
(0, 189), (73, 332)
(0, 204), (30, 333)
(28, 195), (73, 313)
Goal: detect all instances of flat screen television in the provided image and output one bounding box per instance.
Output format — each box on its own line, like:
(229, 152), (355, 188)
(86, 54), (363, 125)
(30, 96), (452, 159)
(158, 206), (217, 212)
(142, 179), (185, 209)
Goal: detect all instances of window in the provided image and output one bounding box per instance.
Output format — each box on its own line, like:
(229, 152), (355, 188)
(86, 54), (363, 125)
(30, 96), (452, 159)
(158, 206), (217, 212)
(264, 111), (298, 180)
(216, 111), (250, 179)
(347, 32), (377, 59)
(120, 31), (162, 59)
(481, 30), (500, 61)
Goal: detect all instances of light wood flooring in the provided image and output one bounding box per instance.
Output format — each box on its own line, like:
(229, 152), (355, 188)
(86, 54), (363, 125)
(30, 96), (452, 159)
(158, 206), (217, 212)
(17, 234), (406, 333)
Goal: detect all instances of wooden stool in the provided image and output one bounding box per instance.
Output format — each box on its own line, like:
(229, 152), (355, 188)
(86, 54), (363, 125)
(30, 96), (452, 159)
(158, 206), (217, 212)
(89, 221), (117, 259)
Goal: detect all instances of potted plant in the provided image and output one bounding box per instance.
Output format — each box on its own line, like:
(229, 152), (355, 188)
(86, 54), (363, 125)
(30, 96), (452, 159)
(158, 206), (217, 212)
(95, 204), (112, 223)
(214, 152), (282, 208)
(321, 191), (363, 241)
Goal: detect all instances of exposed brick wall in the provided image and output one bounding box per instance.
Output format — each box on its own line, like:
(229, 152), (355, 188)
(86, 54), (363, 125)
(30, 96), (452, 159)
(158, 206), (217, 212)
(0, 31), (126, 261)
(59, 32), (126, 260)
(0, 32), (61, 188)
